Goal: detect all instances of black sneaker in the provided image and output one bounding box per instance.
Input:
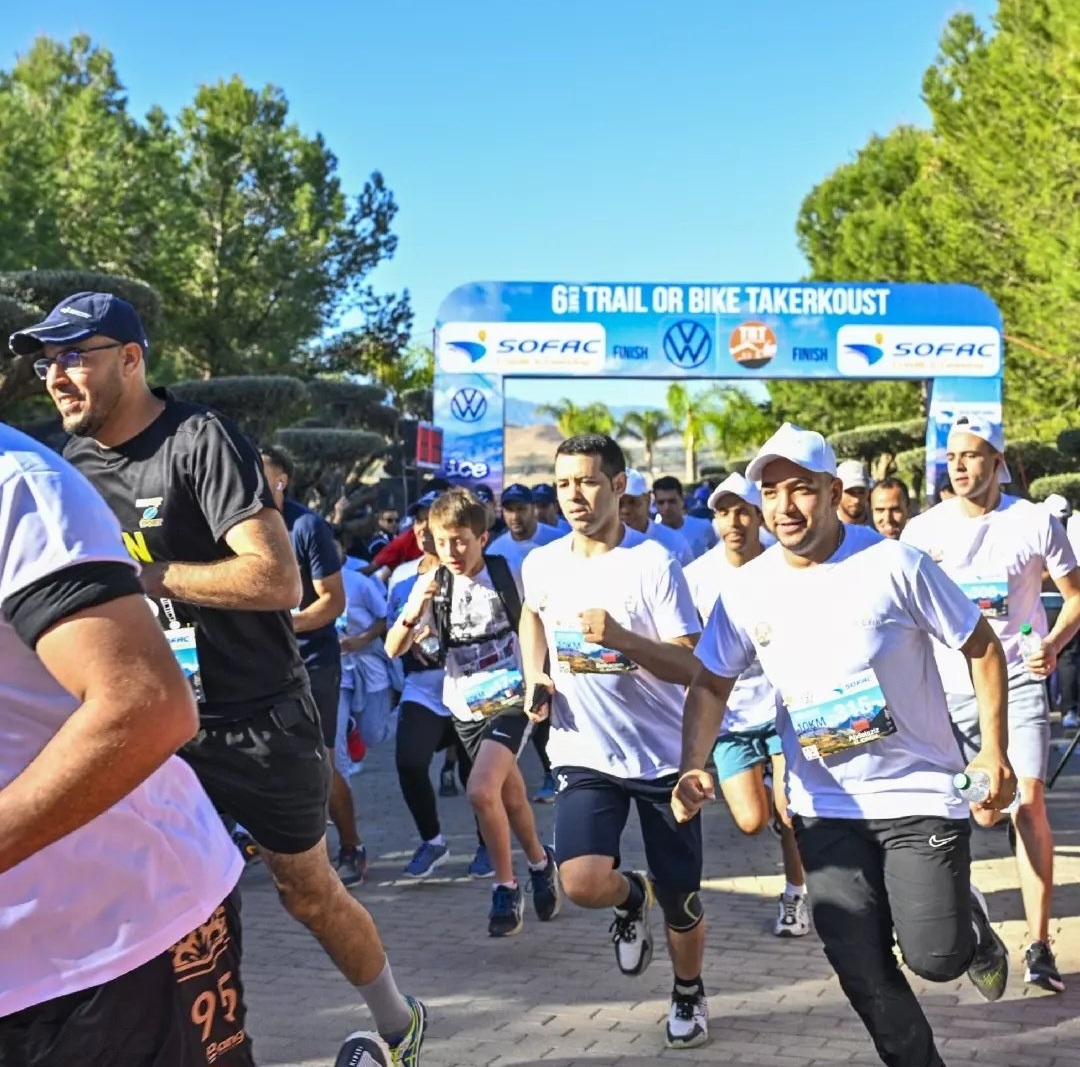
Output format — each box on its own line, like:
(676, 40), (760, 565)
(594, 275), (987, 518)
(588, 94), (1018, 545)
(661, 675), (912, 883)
(488, 883), (524, 937)
(967, 885), (1009, 1001)
(527, 845), (561, 921)
(336, 845), (368, 888)
(609, 871), (654, 976)
(1024, 940), (1065, 992)
(439, 766), (458, 797)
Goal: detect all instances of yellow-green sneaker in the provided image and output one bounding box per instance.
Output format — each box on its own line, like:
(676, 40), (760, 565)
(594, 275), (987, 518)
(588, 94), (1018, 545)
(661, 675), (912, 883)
(967, 886), (1009, 1001)
(390, 995), (427, 1067)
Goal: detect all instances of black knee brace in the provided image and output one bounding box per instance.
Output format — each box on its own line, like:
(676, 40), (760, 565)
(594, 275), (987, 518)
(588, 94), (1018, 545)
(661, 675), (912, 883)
(654, 885), (704, 932)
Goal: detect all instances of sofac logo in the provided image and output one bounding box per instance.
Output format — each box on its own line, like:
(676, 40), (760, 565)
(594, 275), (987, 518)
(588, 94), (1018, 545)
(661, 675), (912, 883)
(439, 323), (606, 373)
(837, 326), (1001, 378)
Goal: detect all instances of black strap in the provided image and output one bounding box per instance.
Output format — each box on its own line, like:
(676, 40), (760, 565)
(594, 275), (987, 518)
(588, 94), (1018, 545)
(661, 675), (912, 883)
(483, 553), (522, 633)
(429, 554), (521, 666)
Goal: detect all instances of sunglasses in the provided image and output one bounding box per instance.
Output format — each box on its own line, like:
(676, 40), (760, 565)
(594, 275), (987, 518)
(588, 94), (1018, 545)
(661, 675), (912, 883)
(33, 341), (123, 380)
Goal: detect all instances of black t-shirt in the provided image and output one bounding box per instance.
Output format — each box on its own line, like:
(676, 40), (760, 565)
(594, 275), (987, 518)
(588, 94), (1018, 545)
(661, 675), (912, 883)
(63, 389), (306, 720)
(283, 498), (342, 672)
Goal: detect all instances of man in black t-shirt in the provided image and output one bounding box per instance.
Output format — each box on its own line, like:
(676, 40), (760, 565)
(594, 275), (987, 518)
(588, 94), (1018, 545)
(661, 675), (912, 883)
(261, 445), (367, 889)
(14, 291), (427, 1066)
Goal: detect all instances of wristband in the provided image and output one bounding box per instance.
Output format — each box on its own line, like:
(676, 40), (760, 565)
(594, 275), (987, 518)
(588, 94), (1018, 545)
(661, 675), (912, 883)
(400, 615), (419, 630)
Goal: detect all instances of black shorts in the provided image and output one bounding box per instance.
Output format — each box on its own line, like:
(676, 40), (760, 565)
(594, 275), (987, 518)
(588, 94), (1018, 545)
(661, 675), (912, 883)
(453, 709), (531, 763)
(182, 692), (332, 855)
(0, 894), (253, 1067)
(306, 660), (342, 749)
(552, 766), (703, 893)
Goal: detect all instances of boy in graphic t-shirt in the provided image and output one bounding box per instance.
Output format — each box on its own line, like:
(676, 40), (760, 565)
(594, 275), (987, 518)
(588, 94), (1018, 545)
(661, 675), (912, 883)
(385, 488), (560, 938)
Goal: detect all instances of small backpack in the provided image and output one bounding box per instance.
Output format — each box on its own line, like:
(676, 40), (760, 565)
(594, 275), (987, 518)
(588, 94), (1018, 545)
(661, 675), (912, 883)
(429, 554), (522, 668)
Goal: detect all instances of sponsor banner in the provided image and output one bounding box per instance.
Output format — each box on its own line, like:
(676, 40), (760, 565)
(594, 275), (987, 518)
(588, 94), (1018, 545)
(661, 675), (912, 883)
(836, 325), (1001, 378)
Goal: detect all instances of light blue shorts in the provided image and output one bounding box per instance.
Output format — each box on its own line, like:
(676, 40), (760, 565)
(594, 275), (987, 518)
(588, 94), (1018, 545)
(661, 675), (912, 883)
(712, 723), (783, 784)
(947, 672), (1050, 782)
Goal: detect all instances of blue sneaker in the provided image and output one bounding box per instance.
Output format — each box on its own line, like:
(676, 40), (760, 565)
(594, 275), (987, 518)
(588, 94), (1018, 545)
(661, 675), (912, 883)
(468, 843), (494, 878)
(527, 844), (561, 921)
(1063, 709), (1079, 731)
(532, 772), (557, 803)
(404, 841), (449, 879)
(488, 883), (524, 937)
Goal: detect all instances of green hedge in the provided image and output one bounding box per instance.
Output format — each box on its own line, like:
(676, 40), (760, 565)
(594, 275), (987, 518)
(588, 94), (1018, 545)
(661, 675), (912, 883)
(273, 428), (386, 469)
(302, 379), (396, 434)
(0, 271), (162, 334)
(170, 376), (309, 442)
(1003, 439), (1071, 490)
(1028, 474), (1080, 507)
(893, 447), (926, 497)
(829, 418), (926, 461)
(1056, 429), (1080, 460)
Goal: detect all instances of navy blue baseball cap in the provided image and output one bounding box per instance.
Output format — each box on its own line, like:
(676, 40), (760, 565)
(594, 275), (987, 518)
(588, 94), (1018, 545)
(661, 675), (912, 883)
(407, 490), (441, 516)
(532, 483), (557, 505)
(501, 483), (534, 505)
(9, 291), (149, 357)
(473, 484), (495, 504)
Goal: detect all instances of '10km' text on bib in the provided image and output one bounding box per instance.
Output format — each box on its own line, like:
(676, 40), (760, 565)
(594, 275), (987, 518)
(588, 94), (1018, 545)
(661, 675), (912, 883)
(786, 668), (896, 761)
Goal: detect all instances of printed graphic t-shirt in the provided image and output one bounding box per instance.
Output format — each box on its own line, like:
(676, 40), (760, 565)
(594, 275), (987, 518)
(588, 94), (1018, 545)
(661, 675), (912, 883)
(695, 524), (980, 820)
(441, 560), (526, 723)
(0, 423), (241, 1015)
(63, 389), (306, 720)
(522, 527), (700, 780)
(902, 495), (1077, 692)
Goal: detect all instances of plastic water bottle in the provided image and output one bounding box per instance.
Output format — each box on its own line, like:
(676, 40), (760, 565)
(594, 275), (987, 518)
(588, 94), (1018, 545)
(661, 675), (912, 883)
(953, 771), (1020, 811)
(1019, 623), (1043, 680)
(953, 770), (992, 803)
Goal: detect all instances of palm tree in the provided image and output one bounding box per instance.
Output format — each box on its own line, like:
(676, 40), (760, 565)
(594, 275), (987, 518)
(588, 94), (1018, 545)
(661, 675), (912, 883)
(666, 383), (722, 484)
(536, 398), (615, 439)
(703, 388), (774, 460)
(618, 409), (674, 475)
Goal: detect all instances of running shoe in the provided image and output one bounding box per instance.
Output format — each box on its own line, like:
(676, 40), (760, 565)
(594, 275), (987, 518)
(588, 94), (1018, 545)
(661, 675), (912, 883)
(528, 845), (561, 921)
(489, 883), (524, 937)
(609, 871), (654, 976)
(967, 885), (1009, 1001)
(1024, 940), (1065, 992)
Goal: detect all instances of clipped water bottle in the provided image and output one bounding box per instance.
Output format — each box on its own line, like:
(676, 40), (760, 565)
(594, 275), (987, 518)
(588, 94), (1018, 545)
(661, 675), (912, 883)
(1018, 623), (1043, 680)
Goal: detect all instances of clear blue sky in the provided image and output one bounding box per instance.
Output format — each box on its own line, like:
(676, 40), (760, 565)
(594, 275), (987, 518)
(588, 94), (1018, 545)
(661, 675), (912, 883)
(5, 0), (996, 410)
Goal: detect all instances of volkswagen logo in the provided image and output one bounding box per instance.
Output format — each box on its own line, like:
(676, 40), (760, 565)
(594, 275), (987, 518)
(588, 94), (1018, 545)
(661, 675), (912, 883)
(450, 388), (487, 423)
(662, 320), (712, 369)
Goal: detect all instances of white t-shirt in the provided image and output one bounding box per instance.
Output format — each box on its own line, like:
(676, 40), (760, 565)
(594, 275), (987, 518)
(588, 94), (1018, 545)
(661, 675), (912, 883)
(486, 523), (564, 570)
(639, 519), (693, 566)
(340, 567), (392, 691)
(1066, 513), (1080, 561)
(684, 546), (780, 733)
(0, 424), (241, 1016)
(441, 559), (526, 723)
(902, 496), (1077, 692)
(386, 559), (450, 717)
(695, 524), (980, 820)
(522, 527), (700, 780)
(656, 513), (717, 560)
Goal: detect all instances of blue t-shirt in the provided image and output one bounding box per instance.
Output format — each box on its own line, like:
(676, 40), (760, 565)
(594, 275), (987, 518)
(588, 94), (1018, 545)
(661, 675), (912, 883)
(283, 498), (343, 671)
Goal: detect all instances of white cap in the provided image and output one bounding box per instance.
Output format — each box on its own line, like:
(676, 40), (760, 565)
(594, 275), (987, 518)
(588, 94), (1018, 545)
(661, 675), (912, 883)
(947, 415), (1011, 484)
(623, 469), (649, 497)
(837, 459), (870, 491)
(707, 472), (761, 511)
(746, 422), (837, 483)
(1044, 493), (1071, 519)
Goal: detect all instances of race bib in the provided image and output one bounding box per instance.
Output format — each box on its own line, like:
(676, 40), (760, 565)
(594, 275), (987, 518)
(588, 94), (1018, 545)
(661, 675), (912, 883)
(787, 668), (895, 761)
(955, 574), (1009, 619)
(459, 662), (525, 717)
(554, 629), (636, 674)
(167, 625), (206, 704)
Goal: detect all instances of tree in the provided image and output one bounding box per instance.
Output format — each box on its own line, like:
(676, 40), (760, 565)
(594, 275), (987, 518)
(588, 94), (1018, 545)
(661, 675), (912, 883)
(617, 410), (674, 474)
(536, 399), (614, 438)
(169, 376), (310, 443)
(829, 418), (927, 480)
(666, 383), (722, 485)
(702, 388), (774, 460)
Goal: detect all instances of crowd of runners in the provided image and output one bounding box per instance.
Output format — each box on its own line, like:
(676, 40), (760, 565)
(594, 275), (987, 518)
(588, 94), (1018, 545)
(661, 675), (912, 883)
(2, 292), (1077, 1067)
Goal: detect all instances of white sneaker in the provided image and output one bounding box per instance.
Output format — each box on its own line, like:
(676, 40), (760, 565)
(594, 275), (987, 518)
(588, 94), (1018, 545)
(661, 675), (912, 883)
(773, 892), (811, 937)
(609, 871), (654, 976)
(666, 989), (709, 1048)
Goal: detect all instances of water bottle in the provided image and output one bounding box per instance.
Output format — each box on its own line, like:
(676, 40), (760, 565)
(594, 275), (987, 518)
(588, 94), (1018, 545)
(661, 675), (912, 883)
(1018, 623), (1043, 680)
(954, 771), (1020, 811)
(953, 770), (991, 803)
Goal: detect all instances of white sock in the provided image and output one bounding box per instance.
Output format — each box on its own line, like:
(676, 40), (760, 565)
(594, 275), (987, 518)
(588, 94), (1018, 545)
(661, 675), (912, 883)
(425, 834), (445, 847)
(785, 883), (807, 898)
(496, 879), (517, 890)
(528, 853), (549, 872)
